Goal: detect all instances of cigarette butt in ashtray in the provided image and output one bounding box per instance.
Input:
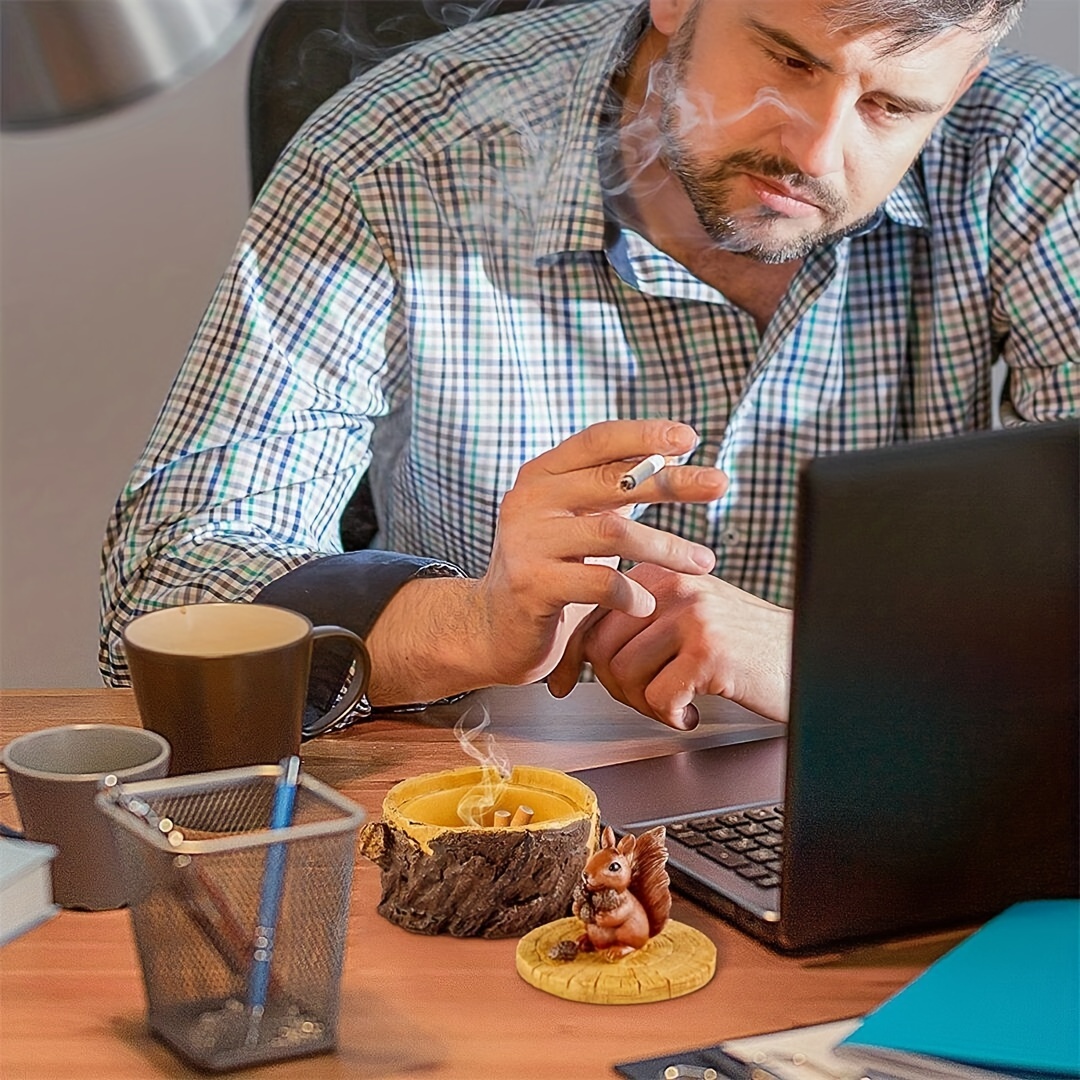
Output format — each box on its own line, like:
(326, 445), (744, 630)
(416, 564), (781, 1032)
(510, 805), (534, 827)
(492, 809), (512, 828)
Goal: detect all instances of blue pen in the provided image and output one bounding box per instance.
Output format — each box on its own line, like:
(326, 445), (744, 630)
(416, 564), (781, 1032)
(246, 754), (301, 1045)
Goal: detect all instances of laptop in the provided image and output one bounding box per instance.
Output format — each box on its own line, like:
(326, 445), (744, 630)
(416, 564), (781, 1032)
(572, 420), (1079, 952)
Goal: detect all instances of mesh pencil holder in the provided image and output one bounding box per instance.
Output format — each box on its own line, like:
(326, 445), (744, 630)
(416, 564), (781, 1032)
(96, 764), (364, 1072)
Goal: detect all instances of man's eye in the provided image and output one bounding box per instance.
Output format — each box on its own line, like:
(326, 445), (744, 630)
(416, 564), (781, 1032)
(767, 50), (812, 73)
(870, 98), (910, 120)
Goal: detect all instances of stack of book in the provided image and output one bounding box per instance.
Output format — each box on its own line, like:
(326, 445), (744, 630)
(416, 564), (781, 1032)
(0, 835), (59, 946)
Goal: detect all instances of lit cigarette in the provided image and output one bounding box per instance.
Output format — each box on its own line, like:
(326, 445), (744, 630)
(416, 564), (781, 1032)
(510, 805), (534, 827)
(619, 453), (666, 492)
(492, 809), (512, 828)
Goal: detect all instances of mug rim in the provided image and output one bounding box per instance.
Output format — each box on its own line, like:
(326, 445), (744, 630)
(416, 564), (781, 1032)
(1, 723), (172, 783)
(121, 601), (315, 659)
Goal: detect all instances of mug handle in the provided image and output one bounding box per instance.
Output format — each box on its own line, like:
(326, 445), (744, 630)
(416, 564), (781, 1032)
(303, 626), (372, 738)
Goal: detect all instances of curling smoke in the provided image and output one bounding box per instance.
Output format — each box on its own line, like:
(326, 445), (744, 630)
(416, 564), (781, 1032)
(454, 705), (511, 826)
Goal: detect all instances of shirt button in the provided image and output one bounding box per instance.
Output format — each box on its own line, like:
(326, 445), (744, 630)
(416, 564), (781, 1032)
(721, 528), (742, 546)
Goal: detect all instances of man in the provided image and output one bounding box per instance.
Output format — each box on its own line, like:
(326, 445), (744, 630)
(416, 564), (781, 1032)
(100, 0), (1079, 733)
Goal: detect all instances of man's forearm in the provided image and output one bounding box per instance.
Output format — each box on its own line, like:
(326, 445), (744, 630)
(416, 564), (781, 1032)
(364, 575), (499, 705)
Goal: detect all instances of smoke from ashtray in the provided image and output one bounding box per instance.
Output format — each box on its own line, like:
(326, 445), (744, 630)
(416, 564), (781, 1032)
(454, 706), (511, 827)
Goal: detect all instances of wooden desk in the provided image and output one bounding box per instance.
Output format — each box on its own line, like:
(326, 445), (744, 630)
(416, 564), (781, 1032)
(0, 686), (965, 1079)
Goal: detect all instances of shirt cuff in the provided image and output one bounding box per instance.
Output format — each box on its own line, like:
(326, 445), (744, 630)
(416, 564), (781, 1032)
(253, 550), (465, 734)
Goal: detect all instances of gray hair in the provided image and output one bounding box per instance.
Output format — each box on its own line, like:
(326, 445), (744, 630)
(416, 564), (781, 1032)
(822, 0), (1027, 52)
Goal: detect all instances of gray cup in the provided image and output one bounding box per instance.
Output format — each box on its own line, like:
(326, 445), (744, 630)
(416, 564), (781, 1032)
(2, 724), (171, 910)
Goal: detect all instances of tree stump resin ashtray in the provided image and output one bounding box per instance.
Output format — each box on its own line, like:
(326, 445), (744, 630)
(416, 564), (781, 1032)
(358, 765), (599, 938)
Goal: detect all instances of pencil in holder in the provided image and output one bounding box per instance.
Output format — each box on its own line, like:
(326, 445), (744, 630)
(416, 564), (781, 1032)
(96, 763), (364, 1072)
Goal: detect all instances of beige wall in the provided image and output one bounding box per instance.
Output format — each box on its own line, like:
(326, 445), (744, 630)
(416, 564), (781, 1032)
(1, 0), (1077, 688)
(0, 0), (279, 687)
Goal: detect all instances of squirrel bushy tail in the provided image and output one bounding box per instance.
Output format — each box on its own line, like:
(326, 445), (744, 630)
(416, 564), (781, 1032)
(629, 826), (671, 938)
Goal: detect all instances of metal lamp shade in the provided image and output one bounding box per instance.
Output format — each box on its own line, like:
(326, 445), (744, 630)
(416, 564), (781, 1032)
(2, 0), (255, 131)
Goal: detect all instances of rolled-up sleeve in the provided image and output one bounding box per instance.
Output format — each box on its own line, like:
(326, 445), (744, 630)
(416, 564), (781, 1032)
(253, 551), (464, 731)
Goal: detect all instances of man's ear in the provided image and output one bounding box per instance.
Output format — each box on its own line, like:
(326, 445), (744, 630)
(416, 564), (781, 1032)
(650, 0), (697, 38)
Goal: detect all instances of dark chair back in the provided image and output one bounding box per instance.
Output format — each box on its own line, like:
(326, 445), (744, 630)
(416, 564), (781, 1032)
(247, 0), (580, 548)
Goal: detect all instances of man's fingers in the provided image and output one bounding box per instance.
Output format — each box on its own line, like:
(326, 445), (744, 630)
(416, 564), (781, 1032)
(503, 419), (727, 519)
(644, 664), (703, 730)
(547, 606), (608, 697)
(581, 612), (702, 730)
(548, 634), (586, 698)
(545, 562), (657, 620)
(522, 458), (727, 511)
(607, 652), (702, 732)
(631, 464), (728, 505)
(546, 513), (716, 574)
(522, 419), (700, 478)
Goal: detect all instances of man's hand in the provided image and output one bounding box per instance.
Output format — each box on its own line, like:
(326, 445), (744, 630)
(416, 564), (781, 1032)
(364, 420), (727, 705)
(547, 563), (793, 729)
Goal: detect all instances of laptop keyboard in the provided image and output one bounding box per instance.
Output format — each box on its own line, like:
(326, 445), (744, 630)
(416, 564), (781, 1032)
(664, 804), (784, 889)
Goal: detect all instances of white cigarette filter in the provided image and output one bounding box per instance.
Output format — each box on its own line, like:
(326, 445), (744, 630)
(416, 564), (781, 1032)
(619, 453), (667, 492)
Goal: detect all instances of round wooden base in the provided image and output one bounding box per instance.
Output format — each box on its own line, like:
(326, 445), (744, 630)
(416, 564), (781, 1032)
(515, 917), (717, 1004)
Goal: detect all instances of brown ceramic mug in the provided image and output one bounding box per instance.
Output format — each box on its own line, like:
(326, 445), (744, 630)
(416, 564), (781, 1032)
(122, 602), (370, 774)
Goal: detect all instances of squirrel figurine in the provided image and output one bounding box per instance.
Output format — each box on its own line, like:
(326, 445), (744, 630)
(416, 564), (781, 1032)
(549, 824), (671, 961)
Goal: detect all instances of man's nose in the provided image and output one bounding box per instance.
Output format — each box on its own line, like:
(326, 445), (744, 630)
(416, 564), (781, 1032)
(779, 89), (848, 179)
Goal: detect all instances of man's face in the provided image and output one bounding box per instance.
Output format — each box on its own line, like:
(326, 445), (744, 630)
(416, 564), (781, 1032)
(651, 0), (989, 262)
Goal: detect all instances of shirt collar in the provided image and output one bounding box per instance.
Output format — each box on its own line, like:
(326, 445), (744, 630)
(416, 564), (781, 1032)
(531, 2), (648, 261)
(881, 159), (932, 230)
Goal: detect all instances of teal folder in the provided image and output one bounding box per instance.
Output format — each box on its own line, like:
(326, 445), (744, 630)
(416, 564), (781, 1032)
(838, 899), (1080, 1076)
